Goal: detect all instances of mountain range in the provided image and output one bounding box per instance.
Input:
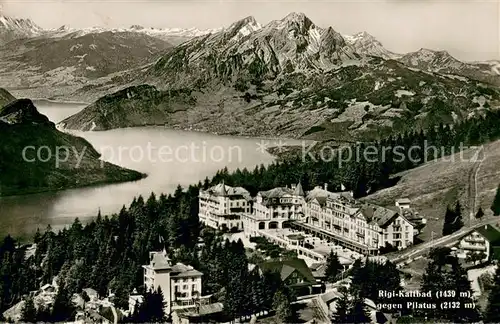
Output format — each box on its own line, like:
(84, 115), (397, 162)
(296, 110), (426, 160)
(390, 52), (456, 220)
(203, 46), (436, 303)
(1, 13), (499, 140)
(59, 13), (500, 140)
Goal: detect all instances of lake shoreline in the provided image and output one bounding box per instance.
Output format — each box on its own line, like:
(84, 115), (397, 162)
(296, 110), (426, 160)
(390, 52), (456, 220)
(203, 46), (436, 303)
(0, 172), (147, 198)
(0, 100), (298, 239)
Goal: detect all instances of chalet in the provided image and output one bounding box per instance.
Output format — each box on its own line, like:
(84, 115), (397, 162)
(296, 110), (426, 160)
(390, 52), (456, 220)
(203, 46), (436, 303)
(257, 258), (323, 296)
(458, 224), (500, 263)
(171, 302), (224, 324)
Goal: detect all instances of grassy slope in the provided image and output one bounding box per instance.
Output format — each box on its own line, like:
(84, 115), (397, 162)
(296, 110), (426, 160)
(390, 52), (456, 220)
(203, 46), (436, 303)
(0, 88), (15, 107)
(362, 139), (500, 241)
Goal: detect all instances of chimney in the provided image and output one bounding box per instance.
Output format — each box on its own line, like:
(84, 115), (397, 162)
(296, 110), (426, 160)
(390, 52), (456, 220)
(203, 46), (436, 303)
(324, 183), (328, 191)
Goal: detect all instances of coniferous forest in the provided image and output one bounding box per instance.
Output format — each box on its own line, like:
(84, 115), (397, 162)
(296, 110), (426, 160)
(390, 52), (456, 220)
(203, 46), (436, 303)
(1, 109), (500, 322)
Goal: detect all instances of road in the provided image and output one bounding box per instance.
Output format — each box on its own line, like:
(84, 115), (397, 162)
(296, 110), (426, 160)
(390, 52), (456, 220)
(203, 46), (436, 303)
(389, 218), (498, 264)
(390, 146), (489, 265)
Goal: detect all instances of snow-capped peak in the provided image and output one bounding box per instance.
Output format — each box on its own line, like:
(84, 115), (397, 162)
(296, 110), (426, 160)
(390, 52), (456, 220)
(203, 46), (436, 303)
(343, 31), (400, 59)
(46, 24), (221, 39)
(282, 12), (310, 23)
(344, 31), (377, 44)
(224, 16), (261, 40)
(0, 15), (42, 33)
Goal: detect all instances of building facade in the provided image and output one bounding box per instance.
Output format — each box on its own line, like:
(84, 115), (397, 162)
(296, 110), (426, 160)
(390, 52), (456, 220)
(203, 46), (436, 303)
(242, 183), (305, 237)
(142, 250), (203, 315)
(296, 186), (419, 253)
(457, 224), (500, 263)
(199, 182), (425, 256)
(198, 182), (251, 231)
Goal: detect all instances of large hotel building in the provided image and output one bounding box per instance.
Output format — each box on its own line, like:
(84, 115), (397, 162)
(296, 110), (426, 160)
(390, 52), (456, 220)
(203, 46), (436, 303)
(198, 182), (252, 231)
(199, 182), (426, 255)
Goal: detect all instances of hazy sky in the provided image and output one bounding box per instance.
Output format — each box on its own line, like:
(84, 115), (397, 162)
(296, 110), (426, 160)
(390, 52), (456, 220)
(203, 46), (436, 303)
(1, 0), (499, 61)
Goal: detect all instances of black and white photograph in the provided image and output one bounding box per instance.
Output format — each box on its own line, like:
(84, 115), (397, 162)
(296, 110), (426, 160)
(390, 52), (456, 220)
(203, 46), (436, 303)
(0, 0), (499, 323)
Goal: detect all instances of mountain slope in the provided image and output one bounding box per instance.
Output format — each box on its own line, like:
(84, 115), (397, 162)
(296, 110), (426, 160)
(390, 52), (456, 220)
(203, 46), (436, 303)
(0, 30), (172, 85)
(363, 139), (500, 241)
(399, 48), (500, 86)
(0, 88), (15, 107)
(0, 89), (145, 196)
(0, 15), (42, 44)
(344, 31), (400, 59)
(59, 13), (500, 140)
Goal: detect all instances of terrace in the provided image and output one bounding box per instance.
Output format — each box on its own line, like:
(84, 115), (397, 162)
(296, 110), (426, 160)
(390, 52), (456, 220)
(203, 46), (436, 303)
(256, 228), (361, 265)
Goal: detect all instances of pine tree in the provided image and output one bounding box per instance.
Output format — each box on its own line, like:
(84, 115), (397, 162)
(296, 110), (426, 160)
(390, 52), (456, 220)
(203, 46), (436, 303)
(133, 288), (165, 323)
(492, 184), (500, 216)
(325, 251), (343, 283)
(350, 259), (401, 303)
(332, 286), (350, 323)
(450, 260), (479, 322)
(485, 265), (500, 322)
(347, 289), (370, 324)
(442, 205), (457, 235)
(420, 248), (477, 322)
(272, 290), (292, 324)
(150, 287), (165, 322)
(453, 201), (464, 232)
(50, 283), (75, 322)
(21, 296), (37, 323)
(476, 207), (484, 219)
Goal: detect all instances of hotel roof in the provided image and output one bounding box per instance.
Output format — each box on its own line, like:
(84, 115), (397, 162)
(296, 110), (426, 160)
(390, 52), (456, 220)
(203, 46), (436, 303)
(473, 224), (500, 245)
(360, 204), (399, 228)
(204, 182), (251, 199)
(259, 258), (316, 283)
(171, 263), (203, 278)
(259, 182), (305, 199)
(150, 252), (172, 270)
(305, 187), (355, 207)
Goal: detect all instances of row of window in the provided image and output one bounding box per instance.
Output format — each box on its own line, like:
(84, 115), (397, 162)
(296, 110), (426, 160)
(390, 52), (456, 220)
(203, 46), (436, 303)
(174, 283), (198, 292)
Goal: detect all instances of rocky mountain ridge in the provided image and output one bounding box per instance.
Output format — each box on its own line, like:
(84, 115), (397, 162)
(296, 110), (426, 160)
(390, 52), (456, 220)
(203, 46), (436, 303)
(0, 15), (42, 44)
(60, 13), (500, 141)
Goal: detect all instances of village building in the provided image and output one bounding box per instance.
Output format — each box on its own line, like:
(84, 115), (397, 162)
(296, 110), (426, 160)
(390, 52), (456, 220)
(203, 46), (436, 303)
(128, 289), (144, 315)
(171, 302), (224, 324)
(456, 224), (500, 263)
(256, 258), (323, 296)
(142, 250), (207, 315)
(198, 182), (252, 231)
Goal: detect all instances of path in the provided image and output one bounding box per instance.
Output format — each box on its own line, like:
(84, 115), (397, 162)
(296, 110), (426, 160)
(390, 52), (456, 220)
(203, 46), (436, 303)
(468, 146), (486, 226)
(111, 305), (118, 324)
(468, 264), (496, 297)
(389, 218), (499, 264)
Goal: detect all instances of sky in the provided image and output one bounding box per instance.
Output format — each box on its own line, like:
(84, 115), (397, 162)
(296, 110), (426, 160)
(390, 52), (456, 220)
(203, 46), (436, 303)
(1, 0), (499, 62)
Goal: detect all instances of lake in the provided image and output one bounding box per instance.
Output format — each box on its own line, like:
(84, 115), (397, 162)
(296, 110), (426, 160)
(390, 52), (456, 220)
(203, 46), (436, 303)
(0, 100), (305, 238)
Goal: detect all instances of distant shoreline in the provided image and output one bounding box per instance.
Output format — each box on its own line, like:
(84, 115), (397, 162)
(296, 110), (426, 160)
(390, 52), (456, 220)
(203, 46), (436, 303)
(32, 98), (90, 105)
